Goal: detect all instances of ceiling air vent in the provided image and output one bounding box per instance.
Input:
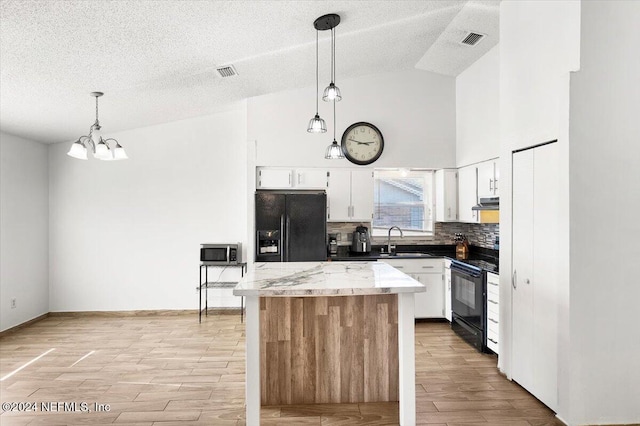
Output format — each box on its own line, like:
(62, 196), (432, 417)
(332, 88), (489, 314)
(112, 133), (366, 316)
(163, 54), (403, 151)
(216, 65), (238, 78)
(460, 32), (485, 46)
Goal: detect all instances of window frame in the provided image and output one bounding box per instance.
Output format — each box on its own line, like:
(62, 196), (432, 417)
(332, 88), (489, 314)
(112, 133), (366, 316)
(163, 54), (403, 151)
(371, 169), (435, 238)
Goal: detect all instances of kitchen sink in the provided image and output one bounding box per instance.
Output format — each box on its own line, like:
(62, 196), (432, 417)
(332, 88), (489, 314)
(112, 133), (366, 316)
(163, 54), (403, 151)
(379, 252), (433, 258)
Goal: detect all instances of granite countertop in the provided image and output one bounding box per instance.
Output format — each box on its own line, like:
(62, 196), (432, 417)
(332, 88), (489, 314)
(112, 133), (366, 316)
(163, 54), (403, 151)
(330, 245), (499, 273)
(233, 261), (426, 297)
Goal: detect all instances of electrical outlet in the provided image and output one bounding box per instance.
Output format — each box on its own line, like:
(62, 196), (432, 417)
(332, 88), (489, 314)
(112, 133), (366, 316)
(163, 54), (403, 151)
(11, 298), (16, 309)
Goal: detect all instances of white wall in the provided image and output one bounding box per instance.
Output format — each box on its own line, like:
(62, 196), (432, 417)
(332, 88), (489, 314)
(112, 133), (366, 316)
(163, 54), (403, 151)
(568, 1), (640, 424)
(248, 70), (456, 169)
(498, 1), (580, 423)
(48, 105), (248, 311)
(0, 132), (49, 332)
(456, 45), (500, 167)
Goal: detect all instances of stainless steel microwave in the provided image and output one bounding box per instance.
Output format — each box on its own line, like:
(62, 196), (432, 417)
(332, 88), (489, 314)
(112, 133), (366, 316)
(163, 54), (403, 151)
(200, 243), (242, 265)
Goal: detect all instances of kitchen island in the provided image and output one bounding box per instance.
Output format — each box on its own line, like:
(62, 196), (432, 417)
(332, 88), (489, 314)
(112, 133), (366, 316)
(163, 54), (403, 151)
(233, 261), (425, 426)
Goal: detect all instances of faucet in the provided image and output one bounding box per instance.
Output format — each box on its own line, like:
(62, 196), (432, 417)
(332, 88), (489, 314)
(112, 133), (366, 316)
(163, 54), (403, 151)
(387, 226), (403, 255)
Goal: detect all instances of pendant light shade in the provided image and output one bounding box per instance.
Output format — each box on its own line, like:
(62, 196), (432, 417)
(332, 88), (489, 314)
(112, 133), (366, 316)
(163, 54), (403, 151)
(322, 82), (341, 102)
(325, 139), (344, 159)
(67, 92), (128, 161)
(113, 141), (129, 160)
(67, 139), (88, 160)
(307, 114), (327, 133)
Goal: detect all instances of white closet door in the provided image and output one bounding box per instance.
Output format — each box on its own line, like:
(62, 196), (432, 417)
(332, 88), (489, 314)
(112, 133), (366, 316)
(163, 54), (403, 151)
(512, 149), (535, 393)
(532, 143), (560, 411)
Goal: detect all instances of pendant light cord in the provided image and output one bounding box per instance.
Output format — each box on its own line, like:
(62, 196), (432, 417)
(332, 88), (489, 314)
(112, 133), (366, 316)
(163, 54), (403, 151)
(94, 96), (100, 124)
(333, 99), (336, 140)
(315, 30), (319, 113)
(331, 27), (335, 83)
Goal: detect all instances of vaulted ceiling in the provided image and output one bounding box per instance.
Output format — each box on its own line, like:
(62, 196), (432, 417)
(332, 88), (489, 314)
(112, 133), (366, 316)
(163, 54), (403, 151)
(0, 0), (499, 144)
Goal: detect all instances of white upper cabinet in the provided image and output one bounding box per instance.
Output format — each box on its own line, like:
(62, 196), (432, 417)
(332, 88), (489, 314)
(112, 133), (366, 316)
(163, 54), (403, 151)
(257, 168), (293, 189)
(457, 165), (479, 223)
(435, 169), (458, 222)
(477, 159), (500, 198)
(294, 169), (328, 189)
(327, 169), (374, 222)
(257, 167), (327, 190)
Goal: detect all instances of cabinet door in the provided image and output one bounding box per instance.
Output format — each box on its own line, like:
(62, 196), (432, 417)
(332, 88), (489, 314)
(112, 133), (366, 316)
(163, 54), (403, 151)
(512, 149), (535, 394)
(413, 273), (445, 318)
(327, 170), (351, 221)
(531, 143), (559, 410)
(295, 169), (328, 189)
(349, 170), (374, 222)
(477, 160), (496, 199)
(435, 169), (458, 222)
(257, 168), (293, 189)
(457, 165), (478, 223)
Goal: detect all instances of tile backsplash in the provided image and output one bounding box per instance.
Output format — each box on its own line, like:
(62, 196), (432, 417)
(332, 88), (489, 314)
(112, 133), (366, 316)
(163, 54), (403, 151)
(327, 221), (499, 249)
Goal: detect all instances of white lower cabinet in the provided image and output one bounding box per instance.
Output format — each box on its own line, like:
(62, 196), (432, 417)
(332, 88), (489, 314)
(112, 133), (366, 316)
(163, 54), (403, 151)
(382, 258), (444, 319)
(486, 272), (499, 354)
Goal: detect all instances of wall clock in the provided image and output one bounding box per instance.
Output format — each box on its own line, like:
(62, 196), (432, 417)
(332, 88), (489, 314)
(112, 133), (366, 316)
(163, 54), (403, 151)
(341, 122), (384, 165)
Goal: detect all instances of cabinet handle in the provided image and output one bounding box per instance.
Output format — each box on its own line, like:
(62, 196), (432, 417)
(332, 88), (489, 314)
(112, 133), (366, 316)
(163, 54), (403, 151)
(422, 265), (435, 269)
(489, 178), (493, 191)
(488, 281), (498, 287)
(351, 205), (355, 217)
(298, 173), (301, 184)
(494, 178), (498, 192)
(288, 173), (292, 185)
(525, 278), (530, 284)
(448, 207), (451, 218)
(488, 338), (498, 344)
(394, 266), (404, 269)
(512, 269), (517, 289)
(489, 318), (498, 324)
(488, 299), (498, 305)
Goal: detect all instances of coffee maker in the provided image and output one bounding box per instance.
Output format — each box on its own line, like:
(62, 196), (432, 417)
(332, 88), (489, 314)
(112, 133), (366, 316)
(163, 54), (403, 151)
(351, 225), (371, 253)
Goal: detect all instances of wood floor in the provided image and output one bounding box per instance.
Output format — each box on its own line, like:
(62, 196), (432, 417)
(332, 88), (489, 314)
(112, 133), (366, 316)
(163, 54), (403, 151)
(0, 313), (562, 425)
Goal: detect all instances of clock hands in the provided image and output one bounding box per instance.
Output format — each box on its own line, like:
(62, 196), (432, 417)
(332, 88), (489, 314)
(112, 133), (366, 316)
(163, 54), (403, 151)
(348, 137), (374, 145)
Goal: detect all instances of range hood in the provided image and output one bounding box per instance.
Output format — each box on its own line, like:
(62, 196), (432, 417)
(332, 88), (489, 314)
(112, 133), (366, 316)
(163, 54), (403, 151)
(472, 196), (499, 224)
(472, 196), (499, 211)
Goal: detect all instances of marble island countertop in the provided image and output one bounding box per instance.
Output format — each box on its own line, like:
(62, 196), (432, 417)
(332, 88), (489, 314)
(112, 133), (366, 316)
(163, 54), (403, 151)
(233, 261), (426, 297)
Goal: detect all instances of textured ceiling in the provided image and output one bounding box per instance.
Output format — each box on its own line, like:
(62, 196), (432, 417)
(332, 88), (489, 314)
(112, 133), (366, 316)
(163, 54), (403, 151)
(0, 0), (499, 144)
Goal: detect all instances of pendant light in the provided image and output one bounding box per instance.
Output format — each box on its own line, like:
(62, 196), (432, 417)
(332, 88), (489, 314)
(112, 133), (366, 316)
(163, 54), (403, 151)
(307, 30), (326, 133)
(313, 14), (341, 103)
(325, 98), (344, 159)
(322, 25), (341, 102)
(67, 92), (128, 161)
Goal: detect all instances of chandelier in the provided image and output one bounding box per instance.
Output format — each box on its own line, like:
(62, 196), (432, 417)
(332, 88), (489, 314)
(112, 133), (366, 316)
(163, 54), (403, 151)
(67, 92), (128, 161)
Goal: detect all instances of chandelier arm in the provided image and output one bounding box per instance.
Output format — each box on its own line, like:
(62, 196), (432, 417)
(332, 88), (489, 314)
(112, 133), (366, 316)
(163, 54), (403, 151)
(102, 138), (120, 148)
(79, 135), (96, 153)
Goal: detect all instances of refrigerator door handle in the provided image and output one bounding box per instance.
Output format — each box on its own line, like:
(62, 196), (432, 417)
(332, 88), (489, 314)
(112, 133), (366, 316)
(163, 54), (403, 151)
(280, 214), (285, 262)
(285, 216), (291, 262)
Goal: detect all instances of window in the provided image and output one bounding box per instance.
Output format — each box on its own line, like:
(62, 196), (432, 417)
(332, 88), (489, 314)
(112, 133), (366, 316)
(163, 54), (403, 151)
(372, 170), (434, 237)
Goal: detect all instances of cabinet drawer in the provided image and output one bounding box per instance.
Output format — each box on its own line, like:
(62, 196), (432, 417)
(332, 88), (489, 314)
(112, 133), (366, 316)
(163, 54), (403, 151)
(487, 297), (499, 315)
(487, 329), (499, 354)
(381, 258), (443, 274)
(487, 279), (499, 297)
(487, 272), (499, 285)
(487, 316), (499, 334)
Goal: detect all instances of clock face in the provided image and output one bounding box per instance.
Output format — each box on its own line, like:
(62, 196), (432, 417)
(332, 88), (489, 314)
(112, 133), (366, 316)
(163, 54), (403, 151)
(341, 122), (384, 165)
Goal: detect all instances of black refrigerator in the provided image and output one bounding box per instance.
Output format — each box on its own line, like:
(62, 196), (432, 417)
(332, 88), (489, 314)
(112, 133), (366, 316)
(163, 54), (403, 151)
(255, 191), (327, 262)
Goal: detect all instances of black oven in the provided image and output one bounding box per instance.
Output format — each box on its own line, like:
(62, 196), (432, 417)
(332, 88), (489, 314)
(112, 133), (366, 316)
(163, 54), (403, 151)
(450, 260), (486, 352)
